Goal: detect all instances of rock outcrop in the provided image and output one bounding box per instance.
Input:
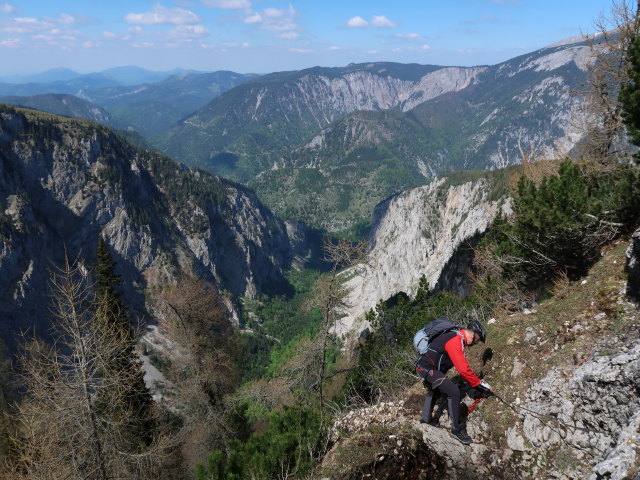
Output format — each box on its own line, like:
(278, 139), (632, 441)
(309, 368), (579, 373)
(337, 175), (510, 337)
(502, 329), (640, 479)
(626, 227), (640, 300)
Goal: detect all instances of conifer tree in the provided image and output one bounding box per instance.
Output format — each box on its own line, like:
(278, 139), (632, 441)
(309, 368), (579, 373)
(92, 236), (154, 448)
(620, 11), (640, 151)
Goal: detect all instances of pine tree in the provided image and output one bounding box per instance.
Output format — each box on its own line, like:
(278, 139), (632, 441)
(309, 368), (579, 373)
(92, 235), (154, 449)
(620, 15), (640, 151)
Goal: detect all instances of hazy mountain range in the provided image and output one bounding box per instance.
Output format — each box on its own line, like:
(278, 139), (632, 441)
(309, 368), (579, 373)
(0, 66), (196, 87)
(0, 67), (255, 137)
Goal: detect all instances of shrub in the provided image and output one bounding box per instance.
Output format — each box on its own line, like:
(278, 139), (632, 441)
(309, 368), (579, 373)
(486, 160), (640, 289)
(195, 405), (326, 480)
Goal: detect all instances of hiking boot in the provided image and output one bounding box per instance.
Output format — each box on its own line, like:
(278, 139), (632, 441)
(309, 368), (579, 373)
(451, 429), (472, 445)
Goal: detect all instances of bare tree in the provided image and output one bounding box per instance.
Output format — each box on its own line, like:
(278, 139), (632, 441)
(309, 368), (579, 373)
(154, 273), (240, 473)
(0, 337), (15, 471)
(7, 255), (171, 480)
(304, 238), (367, 410)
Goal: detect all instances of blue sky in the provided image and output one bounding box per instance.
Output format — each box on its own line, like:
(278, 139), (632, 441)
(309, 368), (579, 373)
(0, 0), (615, 75)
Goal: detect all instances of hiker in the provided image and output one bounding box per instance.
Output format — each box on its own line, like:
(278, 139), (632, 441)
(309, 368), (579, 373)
(415, 320), (491, 445)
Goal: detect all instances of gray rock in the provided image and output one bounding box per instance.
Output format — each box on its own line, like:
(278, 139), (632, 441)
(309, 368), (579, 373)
(339, 177), (511, 336)
(626, 228), (640, 300)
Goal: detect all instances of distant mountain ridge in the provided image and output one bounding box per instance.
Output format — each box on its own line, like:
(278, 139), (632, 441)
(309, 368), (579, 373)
(157, 38), (592, 232)
(81, 70), (255, 136)
(0, 93), (125, 130)
(158, 62), (483, 182)
(0, 68), (255, 137)
(0, 66), (192, 87)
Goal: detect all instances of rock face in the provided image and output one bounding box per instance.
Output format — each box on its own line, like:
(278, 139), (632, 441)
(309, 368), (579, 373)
(337, 175), (510, 336)
(0, 105), (303, 342)
(162, 63), (485, 169)
(502, 331), (640, 480)
(625, 227), (640, 300)
(166, 39), (591, 177)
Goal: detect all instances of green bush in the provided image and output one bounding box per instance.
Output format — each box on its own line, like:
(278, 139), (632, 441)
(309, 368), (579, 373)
(195, 405), (326, 480)
(486, 160), (640, 289)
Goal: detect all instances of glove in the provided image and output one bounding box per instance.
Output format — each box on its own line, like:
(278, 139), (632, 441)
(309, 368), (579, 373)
(468, 387), (484, 400)
(478, 381), (492, 392)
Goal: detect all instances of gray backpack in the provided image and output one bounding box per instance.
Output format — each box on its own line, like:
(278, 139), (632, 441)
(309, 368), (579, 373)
(413, 318), (458, 355)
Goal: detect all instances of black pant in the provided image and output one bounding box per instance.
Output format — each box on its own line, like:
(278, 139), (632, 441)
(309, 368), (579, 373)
(421, 369), (462, 432)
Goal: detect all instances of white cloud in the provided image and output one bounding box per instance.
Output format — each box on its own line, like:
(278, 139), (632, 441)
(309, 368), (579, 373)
(222, 41), (250, 47)
(289, 47), (311, 53)
(124, 5), (201, 25)
(0, 13), (88, 40)
(244, 6), (300, 32)
(200, 40), (249, 50)
(82, 40), (97, 48)
(328, 45), (341, 50)
(0, 3), (17, 14)
(1, 17), (51, 34)
(102, 31), (117, 38)
(346, 15), (397, 28)
(346, 16), (368, 28)
(371, 15), (396, 27)
(133, 42), (156, 48)
(201, 0), (251, 9)
(367, 49), (378, 54)
(57, 13), (78, 25)
(171, 24), (209, 38)
(277, 31), (299, 39)
(14, 17), (37, 24)
(421, 44), (430, 50)
(128, 25), (145, 34)
(0, 37), (19, 47)
(244, 12), (261, 23)
(395, 33), (420, 39)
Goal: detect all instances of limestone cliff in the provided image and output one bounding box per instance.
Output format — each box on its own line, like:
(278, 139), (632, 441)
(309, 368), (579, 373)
(338, 174), (510, 337)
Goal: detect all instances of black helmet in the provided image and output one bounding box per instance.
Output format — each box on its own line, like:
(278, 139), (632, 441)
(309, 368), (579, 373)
(467, 320), (487, 343)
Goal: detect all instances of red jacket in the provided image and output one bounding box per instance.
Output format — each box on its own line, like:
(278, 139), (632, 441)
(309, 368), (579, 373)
(443, 332), (481, 387)
(423, 331), (481, 387)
